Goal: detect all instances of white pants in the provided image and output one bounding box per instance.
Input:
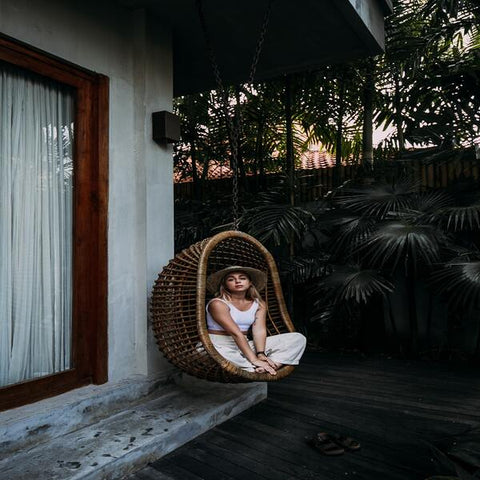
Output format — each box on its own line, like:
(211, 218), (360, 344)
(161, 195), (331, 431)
(209, 332), (307, 372)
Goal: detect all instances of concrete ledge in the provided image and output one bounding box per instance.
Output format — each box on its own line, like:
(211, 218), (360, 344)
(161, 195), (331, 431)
(0, 373), (173, 459)
(0, 379), (267, 480)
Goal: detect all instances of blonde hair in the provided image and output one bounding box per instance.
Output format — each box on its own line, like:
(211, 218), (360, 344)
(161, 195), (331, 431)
(216, 270), (264, 305)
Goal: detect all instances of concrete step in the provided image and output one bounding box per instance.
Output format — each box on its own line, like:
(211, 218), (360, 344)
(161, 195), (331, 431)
(1, 374), (169, 460)
(0, 378), (266, 480)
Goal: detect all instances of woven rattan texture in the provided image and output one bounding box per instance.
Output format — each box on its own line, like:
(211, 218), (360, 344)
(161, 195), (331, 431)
(150, 231), (296, 383)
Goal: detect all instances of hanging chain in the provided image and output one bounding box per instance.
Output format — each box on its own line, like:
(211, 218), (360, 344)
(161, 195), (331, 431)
(196, 0), (273, 230)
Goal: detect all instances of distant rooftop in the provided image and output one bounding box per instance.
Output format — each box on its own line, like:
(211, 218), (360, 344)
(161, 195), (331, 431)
(174, 149), (342, 183)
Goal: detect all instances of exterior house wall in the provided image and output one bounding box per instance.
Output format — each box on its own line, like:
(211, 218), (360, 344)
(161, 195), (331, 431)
(0, 0), (174, 385)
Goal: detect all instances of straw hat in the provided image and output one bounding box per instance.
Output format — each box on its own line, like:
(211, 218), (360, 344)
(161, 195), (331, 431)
(206, 266), (267, 294)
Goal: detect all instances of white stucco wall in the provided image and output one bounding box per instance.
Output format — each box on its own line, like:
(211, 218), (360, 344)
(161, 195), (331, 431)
(0, 0), (174, 383)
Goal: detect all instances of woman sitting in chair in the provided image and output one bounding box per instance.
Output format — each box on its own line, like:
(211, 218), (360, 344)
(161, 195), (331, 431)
(206, 266), (306, 376)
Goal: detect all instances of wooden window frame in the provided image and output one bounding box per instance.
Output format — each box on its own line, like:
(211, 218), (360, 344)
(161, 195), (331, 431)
(0, 34), (109, 411)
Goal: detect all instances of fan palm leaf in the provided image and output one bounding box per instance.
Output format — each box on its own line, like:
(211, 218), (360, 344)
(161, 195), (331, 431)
(430, 260), (480, 312)
(404, 190), (454, 224)
(414, 189), (480, 231)
(317, 264), (394, 305)
(412, 190), (454, 213)
(240, 204), (314, 246)
(328, 215), (378, 255)
(335, 181), (418, 219)
(359, 221), (445, 274)
(439, 204), (480, 232)
(280, 253), (331, 285)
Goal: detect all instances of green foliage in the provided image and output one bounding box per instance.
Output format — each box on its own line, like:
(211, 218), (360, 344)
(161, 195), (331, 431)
(173, 0), (480, 189)
(279, 253), (330, 285)
(173, 0), (480, 356)
(360, 222), (445, 273)
(327, 214), (377, 256)
(431, 259), (480, 312)
(377, 0), (480, 148)
(315, 265), (394, 304)
(437, 204), (480, 231)
(335, 181), (418, 219)
(240, 204), (314, 247)
(175, 157), (480, 356)
(174, 197), (234, 251)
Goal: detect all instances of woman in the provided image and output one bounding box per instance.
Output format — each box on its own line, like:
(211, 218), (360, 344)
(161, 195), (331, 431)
(206, 266), (306, 375)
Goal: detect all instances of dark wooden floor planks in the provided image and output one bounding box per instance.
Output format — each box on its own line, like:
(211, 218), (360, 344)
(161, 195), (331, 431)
(126, 352), (480, 480)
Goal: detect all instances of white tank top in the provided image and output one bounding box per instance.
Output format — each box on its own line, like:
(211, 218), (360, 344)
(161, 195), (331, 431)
(206, 298), (259, 332)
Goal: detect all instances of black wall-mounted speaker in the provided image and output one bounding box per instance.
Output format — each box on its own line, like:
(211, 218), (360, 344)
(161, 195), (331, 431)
(152, 111), (181, 144)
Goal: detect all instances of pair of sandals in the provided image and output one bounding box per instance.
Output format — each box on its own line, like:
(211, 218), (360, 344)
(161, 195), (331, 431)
(307, 432), (361, 456)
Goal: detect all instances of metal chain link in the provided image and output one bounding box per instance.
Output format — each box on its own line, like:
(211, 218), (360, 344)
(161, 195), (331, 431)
(196, 0), (273, 230)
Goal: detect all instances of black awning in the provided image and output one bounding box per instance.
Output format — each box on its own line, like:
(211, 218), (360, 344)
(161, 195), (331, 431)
(122, 0), (393, 96)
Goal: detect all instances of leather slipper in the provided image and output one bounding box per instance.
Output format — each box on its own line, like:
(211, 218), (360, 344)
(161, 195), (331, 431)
(306, 432), (345, 456)
(331, 434), (361, 451)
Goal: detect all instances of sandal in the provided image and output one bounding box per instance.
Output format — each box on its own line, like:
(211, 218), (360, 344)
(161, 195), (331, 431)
(306, 432), (345, 456)
(331, 434), (361, 451)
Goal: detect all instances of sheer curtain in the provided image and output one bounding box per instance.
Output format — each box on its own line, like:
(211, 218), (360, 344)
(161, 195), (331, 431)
(0, 64), (74, 387)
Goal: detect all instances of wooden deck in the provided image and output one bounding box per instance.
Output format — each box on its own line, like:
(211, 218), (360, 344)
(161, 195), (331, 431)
(126, 352), (480, 480)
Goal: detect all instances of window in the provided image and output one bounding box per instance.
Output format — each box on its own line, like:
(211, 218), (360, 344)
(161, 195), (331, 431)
(0, 35), (108, 410)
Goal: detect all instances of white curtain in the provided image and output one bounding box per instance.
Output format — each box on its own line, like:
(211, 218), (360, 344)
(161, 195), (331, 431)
(0, 64), (74, 387)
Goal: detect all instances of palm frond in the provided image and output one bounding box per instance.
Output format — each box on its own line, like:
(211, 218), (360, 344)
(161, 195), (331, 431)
(280, 253), (331, 284)
(412, 190), (454, 213)
(404, 190), (455, 224)
(335, 181), (418, 219)
(319, 264), (394, 304)
(240, 204), (315, 246)
(329, 215), (378, 256)
(360, 221), (445, 274)
(308, 304), (337, 325)
(430, 260), (480, 312)
(440, 204), (480, 232)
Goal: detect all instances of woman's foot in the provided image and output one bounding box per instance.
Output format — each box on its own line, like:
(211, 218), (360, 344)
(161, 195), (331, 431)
(254, 366), (267, 373)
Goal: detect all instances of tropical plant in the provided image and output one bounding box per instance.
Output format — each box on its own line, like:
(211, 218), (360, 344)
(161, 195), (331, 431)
(172, 0), (480, 356)
(377, 0), (480, 150)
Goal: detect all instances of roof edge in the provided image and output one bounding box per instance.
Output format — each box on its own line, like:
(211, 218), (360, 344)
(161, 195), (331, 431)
(379, 0), (393, 15)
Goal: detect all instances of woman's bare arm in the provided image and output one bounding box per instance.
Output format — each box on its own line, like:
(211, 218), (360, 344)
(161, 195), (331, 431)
(251, 302), (267, 353)
(251, 302), (279, 370)
(209, 299), (276, 374)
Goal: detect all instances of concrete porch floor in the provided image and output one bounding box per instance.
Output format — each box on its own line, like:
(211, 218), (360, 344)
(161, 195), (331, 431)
(0, 373), (266, 480)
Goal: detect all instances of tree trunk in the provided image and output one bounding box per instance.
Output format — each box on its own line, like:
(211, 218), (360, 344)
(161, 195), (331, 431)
(362, 58), (375, 169)
(334, 74), (346, 186)
(475, 321), (480, 360)
(406, 272), (419, 356)
(188, 122), (201, 201)
(200, 155), (210, 182)
(426, 293), (433, 351)
(284, 74), (295, 315)
(387, 295), (401, 353)
(234, 86), (247, 191)
(394, 73), (405, 152)
(255, 114), (265, 191)
(361, 294), (385, 353)
(285, 74), (295, 208)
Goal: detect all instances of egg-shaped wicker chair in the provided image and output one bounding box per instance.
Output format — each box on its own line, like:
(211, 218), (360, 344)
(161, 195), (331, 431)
(151, 230), (297, 383)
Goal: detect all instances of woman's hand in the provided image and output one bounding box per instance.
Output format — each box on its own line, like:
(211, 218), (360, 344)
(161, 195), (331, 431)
(257, 353), (280, 370)
(252, 357), (277, 375)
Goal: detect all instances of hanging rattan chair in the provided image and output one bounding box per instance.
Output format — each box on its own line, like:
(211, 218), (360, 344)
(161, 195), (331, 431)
(151, 230), (297, 383)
